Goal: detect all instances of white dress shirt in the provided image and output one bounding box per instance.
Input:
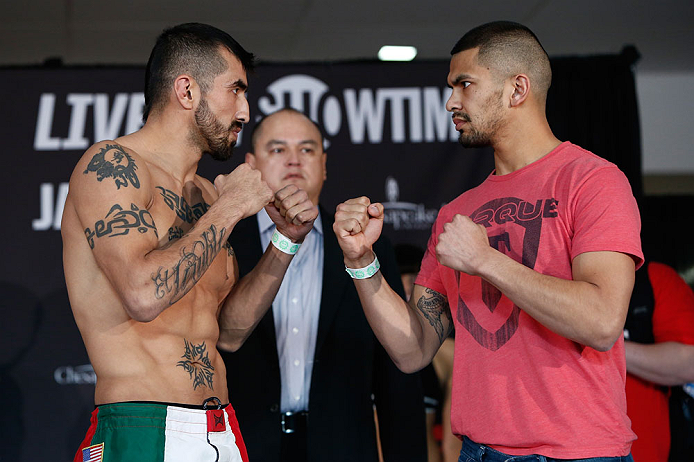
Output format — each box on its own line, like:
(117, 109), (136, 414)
(257, 208), (324, 413)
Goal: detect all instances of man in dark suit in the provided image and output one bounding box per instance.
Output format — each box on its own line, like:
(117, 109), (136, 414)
(219, 108), (426, 462)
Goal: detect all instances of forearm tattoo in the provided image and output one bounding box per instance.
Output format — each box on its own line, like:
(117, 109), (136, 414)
(416, 288), (452, 344)
(83, 143), (140, 189)
(156, 186), (210, 224)
(151, 224), (226, 305)
(177, 339), (214, 390)
(84, 203), (158, 249)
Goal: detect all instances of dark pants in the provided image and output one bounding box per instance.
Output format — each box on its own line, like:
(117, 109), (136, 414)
(279, 411), (308, 462)
(459, 436), (634, 462)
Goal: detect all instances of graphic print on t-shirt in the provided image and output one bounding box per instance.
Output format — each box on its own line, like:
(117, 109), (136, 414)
(455, 197), (558, 351)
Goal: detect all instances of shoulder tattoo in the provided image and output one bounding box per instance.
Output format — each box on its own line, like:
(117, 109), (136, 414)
(177, 339), (214, 391)
(416, 288), (452, 344)
(83, 143), (140, 189)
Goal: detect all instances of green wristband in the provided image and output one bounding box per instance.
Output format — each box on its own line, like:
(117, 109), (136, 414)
(345, 255), (380, 279)
(271, 229), (301, 255)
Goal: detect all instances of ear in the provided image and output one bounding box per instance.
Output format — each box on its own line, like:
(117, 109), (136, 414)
(321, 152), (328, 180)
(509, 74), (530, 108)
(245, 152), (256, 167)
(174, 75), (196, 110)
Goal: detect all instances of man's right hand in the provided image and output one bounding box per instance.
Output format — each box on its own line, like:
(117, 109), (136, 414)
(333, 196), (384, 266)
(214, 163), (273, 219)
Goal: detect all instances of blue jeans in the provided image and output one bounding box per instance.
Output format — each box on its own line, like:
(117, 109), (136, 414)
(458, 436), (635, 462)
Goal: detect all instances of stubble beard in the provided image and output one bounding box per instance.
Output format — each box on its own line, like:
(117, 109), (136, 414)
(192, 97), (239, 161)
(457, 89), (505, 149)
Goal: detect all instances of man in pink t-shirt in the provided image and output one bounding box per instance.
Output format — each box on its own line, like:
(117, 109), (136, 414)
(332, 21), (642, 461)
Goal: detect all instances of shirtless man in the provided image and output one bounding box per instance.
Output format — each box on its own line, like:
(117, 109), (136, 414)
(62, 23), (317, 462)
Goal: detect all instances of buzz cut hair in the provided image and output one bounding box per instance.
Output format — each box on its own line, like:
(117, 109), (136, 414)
(143, 22), (255, 121)
(451, 21), (552, 103)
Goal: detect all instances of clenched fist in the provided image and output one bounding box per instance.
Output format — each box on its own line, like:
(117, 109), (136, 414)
(266, 184), (318, 243)
(333, 197), (384, 266)
(214, 163), (273, 219)
(435, 214), (492, 276)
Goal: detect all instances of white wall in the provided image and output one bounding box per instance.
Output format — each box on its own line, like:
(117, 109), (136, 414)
(636, 71), (694, 175)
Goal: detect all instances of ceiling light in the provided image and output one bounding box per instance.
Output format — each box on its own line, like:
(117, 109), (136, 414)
(378, 45), (418, 62)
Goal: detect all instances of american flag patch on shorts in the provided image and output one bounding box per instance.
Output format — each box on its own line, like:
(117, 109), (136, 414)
(82, 442), (104, 462)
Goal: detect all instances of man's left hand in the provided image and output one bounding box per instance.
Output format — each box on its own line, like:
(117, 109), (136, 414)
(266, 184), (318, 242)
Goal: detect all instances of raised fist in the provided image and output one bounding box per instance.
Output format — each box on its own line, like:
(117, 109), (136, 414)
(215, 163), (273, 219)
(333, 196), (384, 266)
(266, 184), (318, 243)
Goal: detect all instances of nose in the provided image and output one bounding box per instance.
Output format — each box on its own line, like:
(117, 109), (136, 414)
(445, 88), (461, 113)
(286, 148), (301, 166)
(235, 94), (250, 124)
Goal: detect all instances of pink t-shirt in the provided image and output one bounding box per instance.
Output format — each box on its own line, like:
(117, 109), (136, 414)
(416, 142), (643, 459)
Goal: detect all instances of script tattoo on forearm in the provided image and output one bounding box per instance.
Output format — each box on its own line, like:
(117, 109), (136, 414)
(83, 143), (140, 189)
(155, 186), (210, 224)
(417, 288), (452, 344)
(151, 224), (226, 305)
(177, 339), (214, 390)
(84, 203), (158, 248)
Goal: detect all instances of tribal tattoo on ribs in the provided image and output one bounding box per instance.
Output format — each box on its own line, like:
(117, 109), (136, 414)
(417, 288), (452, 343)
(84, 203), (158, 248)
(83, 143), (140, 189)
(177, 339), (215, 390)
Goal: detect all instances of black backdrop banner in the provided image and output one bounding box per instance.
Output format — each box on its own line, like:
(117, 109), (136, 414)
(0, 55), (640, 461)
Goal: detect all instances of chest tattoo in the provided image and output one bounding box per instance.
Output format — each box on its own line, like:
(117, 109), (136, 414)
(155, 186), (210, 224)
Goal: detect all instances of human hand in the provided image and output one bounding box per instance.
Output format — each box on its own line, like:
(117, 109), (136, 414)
(435, 214), (491, 276)
(266, 184), (318, 242)
(333, 197), (384, 266)
(214, 163), (273, 219)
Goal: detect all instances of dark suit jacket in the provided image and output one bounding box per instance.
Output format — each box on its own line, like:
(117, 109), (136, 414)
(221, 207), (426, 462)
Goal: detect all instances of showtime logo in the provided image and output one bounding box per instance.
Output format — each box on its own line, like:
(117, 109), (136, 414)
(257, 74), (459, 144)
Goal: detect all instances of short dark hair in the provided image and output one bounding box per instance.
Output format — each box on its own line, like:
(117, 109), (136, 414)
(143, 22), (255, 121)
(451, 21), (552, 102)
(250, 108), (325, 153)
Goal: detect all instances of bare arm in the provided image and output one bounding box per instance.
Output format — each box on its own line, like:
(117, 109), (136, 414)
(333, 197), (452, 372)
(435, 214), (636, 351)
(70, 142), (272, 322)
(624, 262), (694, 385)
(625, 341), (694, 385)
(217, 184), (318, 351)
